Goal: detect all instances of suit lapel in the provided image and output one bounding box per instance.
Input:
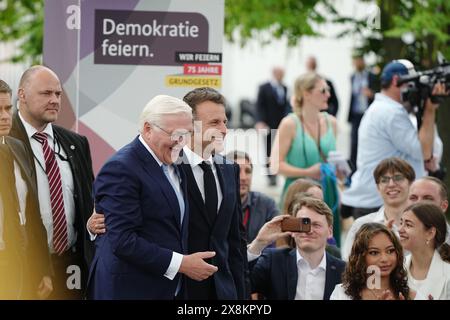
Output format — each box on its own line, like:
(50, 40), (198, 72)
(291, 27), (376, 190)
(176, 165), (189, 249)
(133, 138), (181, 227)
(287, 249), (298, 300)
(213, 154), (226, 217)
(323, 253), (338, 300)
(11, 111), (37, 186)
(53, 127), (79, 179)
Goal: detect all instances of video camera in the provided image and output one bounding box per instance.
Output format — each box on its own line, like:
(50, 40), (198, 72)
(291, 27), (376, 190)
(397, 57), (449, 181)
(397, 58), (450, 110)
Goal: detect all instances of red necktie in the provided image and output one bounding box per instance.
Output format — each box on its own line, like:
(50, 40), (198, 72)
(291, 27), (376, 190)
(243, 208), (250, 228)
(33, 132), (68, 255)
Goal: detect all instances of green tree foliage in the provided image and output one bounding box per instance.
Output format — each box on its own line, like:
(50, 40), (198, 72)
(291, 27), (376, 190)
(336, 0), (450, 66)
(337, 0), (450, 196)
(0, 0), (44, 64)
(225, 0), (338, 46)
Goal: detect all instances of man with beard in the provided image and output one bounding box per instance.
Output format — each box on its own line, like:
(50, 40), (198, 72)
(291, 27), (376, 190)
(226, 150), (278, 243)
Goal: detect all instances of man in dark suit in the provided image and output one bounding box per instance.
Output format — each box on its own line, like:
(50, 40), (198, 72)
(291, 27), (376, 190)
(88, 95), (217, 299)
(9, 66), (95, 299)
(181, 87), (246, 299)
(226, 150), (278, 243)
(255, 67), (291, 186)
(0, 79), (52, 299)
(247, 196), (345, 300)
(347, 55), (378, 168)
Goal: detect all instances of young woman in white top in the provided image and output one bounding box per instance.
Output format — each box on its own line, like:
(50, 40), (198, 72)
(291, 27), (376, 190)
(331, 222), (415, 300)
(399, 202), (450, 300)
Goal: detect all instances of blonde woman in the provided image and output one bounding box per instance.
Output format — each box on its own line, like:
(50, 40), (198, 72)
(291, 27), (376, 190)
(270, 73), (340, 245)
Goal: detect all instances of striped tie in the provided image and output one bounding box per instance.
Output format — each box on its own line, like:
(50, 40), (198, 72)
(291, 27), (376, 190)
(33, 132), (68, 255)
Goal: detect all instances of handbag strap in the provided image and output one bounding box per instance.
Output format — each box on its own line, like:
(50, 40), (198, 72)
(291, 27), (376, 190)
(300, 113), (327, 163)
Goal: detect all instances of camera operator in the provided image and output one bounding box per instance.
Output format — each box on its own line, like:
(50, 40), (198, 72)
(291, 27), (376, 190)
(341, 59), (447, 220)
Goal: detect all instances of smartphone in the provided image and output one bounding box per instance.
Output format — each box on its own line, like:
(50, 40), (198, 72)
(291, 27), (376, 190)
(281, 217), (311, 233)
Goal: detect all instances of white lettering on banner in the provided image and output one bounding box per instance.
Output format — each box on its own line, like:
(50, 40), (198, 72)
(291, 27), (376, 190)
(102, 19), (199, 37)
(66, 5), (80, 30)
(101, 39), (153, 58)
(194, 53), (220, 62)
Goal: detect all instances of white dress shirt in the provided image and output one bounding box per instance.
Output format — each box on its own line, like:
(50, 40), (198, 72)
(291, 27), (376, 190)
(13, 161), (27, 226)
(294, 250), (327, 300)
(18, 111), (76, 253)
(183, 146), (223, 211)
(342, 207), (398, 261)
(138, 135), (183, 281)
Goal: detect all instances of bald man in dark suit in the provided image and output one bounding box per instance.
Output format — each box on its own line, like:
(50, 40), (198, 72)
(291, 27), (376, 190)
(9, 66), (95, 299)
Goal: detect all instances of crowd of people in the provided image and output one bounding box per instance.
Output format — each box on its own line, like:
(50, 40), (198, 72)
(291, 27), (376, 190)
(0, 55), (449, 300)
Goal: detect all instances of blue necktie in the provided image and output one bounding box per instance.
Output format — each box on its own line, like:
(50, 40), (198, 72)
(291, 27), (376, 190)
(162, 164), (184, 297)
(162, 164), (185, 225)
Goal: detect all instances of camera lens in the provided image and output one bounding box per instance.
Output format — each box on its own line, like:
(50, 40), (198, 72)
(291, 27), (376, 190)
(302, 218), (310, 224)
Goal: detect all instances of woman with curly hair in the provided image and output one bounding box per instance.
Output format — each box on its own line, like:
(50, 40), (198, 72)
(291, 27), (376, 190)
(330, 222), (412, 300)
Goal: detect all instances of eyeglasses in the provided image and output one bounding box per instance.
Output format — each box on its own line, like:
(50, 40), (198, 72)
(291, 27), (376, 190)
(318, 87), (331, 94)
(150, 122), (191, 143)
(379, 174), (406, 185)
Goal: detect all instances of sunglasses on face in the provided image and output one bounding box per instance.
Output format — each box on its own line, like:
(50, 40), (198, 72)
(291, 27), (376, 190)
(317, 87), (330, 94)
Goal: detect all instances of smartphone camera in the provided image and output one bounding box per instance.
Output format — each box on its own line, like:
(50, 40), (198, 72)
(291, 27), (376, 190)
(281, 217), (311, 233)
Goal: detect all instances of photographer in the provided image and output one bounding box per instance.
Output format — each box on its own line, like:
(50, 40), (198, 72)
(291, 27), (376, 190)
(341, 59), (447, 220)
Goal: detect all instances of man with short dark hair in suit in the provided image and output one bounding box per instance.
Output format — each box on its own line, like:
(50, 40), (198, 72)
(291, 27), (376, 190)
(181, 87), (246, 299)
(255, 67), (291, 186)
(9, 66), (95, 299)
(247, 196), (345, 300)
(225, 150), (278, 243)
(88, 95), (217, 300)
(1, 79), (52, 299)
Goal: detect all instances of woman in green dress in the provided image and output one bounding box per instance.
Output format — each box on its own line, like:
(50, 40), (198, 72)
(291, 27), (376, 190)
(270, 72), (341, 246)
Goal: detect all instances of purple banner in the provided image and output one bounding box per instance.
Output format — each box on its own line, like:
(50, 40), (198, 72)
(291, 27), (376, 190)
(94, 10), (209, 66)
